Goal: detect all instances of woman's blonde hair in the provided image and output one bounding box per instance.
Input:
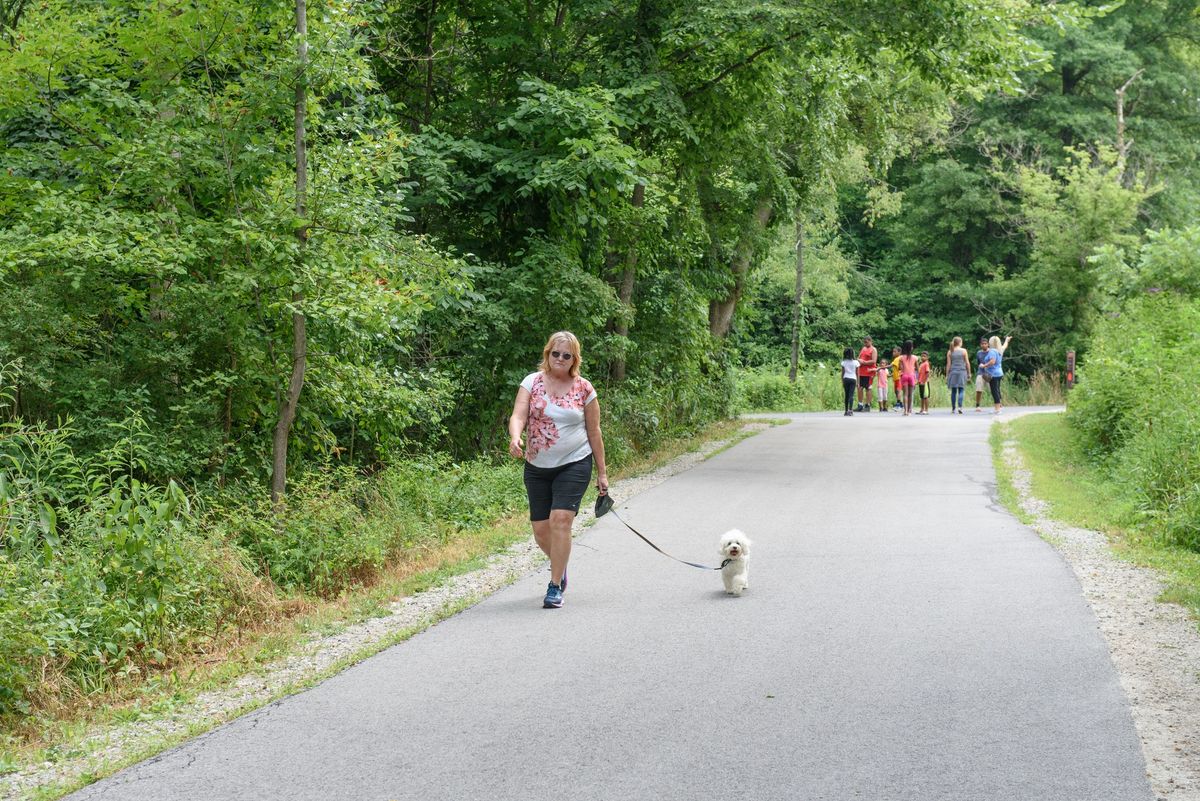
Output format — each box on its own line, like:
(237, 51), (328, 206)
(539, 331), (582, 378)
(988, 335), (1002, 351)
(951, 336), (963, 349)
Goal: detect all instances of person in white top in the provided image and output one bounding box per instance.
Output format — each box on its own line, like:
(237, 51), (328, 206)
(840, 348), (859, 416)
(508, 331), (608, 609)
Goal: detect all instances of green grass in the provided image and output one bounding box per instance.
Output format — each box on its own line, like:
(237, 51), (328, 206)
(993, 411), (1200, 623)
(987, 422), (1033, 526)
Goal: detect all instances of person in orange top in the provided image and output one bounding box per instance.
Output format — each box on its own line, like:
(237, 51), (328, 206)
(917, 351), (932, 414)
(855, 336), (877, 412)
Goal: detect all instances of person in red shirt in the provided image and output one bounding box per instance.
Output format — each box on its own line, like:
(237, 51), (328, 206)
(855, 336), (877, 412)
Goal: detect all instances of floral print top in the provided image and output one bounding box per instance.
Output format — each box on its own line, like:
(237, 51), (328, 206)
(520, 372), (597, 468)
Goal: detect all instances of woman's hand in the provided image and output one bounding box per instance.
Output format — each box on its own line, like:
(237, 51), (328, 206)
(508, 386), (531, 459)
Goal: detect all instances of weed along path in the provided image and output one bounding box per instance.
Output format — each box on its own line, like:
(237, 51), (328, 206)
(65, 409), (1152, 801)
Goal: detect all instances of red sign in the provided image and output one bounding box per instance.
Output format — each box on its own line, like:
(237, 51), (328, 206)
(1066, 350), (1076, 387)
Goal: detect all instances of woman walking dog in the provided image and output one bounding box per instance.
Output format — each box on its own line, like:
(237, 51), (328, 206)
(508, 331), (608, 609)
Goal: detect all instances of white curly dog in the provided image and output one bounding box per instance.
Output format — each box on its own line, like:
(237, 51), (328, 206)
(719, 529), (751, 596)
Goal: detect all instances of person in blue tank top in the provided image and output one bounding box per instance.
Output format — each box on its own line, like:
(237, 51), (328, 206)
(984, 335), (1012, 414)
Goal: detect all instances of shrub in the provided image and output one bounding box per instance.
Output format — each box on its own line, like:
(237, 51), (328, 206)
(604, 366), (731, 457)
(0, 416), (270, 716)
(214, 470), (388, 595)
(371, 455), (525, 547)
(1068, 292), (1200, 549)
(734, 365), (844, 412)
(214, 457), (528, 595)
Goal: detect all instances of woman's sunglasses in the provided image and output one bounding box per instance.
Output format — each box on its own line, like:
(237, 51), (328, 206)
(550, 350), (574, 361)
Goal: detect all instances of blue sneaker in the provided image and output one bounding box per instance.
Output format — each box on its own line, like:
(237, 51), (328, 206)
(543, 582), (563, 608)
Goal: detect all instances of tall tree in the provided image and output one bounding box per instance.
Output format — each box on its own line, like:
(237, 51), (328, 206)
(271, 0), (310, 505)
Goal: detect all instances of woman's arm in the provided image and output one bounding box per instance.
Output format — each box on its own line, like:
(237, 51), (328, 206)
(945, 350), (952, 375)
(1000, 335), (1012, 354)
(584, 399), (608, 494)
(508, 386), (531, 458)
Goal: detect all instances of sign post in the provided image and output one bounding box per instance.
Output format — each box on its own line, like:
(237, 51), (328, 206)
(1066, 350), (1076, 388)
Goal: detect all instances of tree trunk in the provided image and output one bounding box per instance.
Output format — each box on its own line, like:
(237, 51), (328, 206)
(422, 0), (437, 128)
(271, 0), (309, 506)
(708, 199), (773, 338)
(788, 218), (805, 383)
(609, 181), (644, 381)
(1115, 69), (1144, 184)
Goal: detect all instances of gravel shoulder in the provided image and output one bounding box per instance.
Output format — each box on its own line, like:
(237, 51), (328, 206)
(1000, 430), (1200, 801)
(0, 423), (773, 801)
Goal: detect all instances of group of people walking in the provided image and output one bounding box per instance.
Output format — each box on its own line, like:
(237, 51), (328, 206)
(840, 334), (1012, 417)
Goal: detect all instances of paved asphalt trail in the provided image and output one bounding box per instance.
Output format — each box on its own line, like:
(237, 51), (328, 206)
(68, 408), (1152, 801)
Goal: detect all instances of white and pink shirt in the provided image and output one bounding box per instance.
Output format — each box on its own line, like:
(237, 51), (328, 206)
(520, 372), (598, 468)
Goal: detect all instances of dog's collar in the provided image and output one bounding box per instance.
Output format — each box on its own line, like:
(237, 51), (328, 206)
(720, 558), (733, 568)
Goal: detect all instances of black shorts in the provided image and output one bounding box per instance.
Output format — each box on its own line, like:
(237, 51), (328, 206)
(918, 383), (929, 399)
(524, 454), (593, 521)
(857, 375), (872, 389)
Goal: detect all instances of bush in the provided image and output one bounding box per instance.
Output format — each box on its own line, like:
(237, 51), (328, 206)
(214, 470), (390, 595)
(734, 365), (844, 412)
(371, 456), (525, 546)
(1111, 410), (1200, 550)
(1068, 292), (1200, 549)
(605, 364), (732, 457)
(0, 416), (270, 717)
(0, 504), (263, 717)
(213, 457), (527, 595)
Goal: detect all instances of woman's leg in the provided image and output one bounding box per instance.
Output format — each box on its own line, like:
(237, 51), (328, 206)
(534, 511), (574, 586)
(541, 455), (591, 588)
(991, 376), (1003, 412)
(525, 464), (555, 566)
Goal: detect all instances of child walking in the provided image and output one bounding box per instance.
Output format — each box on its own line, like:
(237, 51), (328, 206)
(840, 348), (859, 416)
(917, 351), (931, 414)
(890, 346), (903, 410)
(899, 340), (918, 416)
(875, 359), (891, 412)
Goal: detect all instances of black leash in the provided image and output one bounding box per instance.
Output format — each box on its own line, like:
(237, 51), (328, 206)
(593, 494), (730, 571)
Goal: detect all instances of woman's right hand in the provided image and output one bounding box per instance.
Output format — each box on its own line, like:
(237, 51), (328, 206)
(508, 438), (524, 459)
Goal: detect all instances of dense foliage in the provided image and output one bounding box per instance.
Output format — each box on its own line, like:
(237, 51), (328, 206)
(1067, 229), (1200, 550)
